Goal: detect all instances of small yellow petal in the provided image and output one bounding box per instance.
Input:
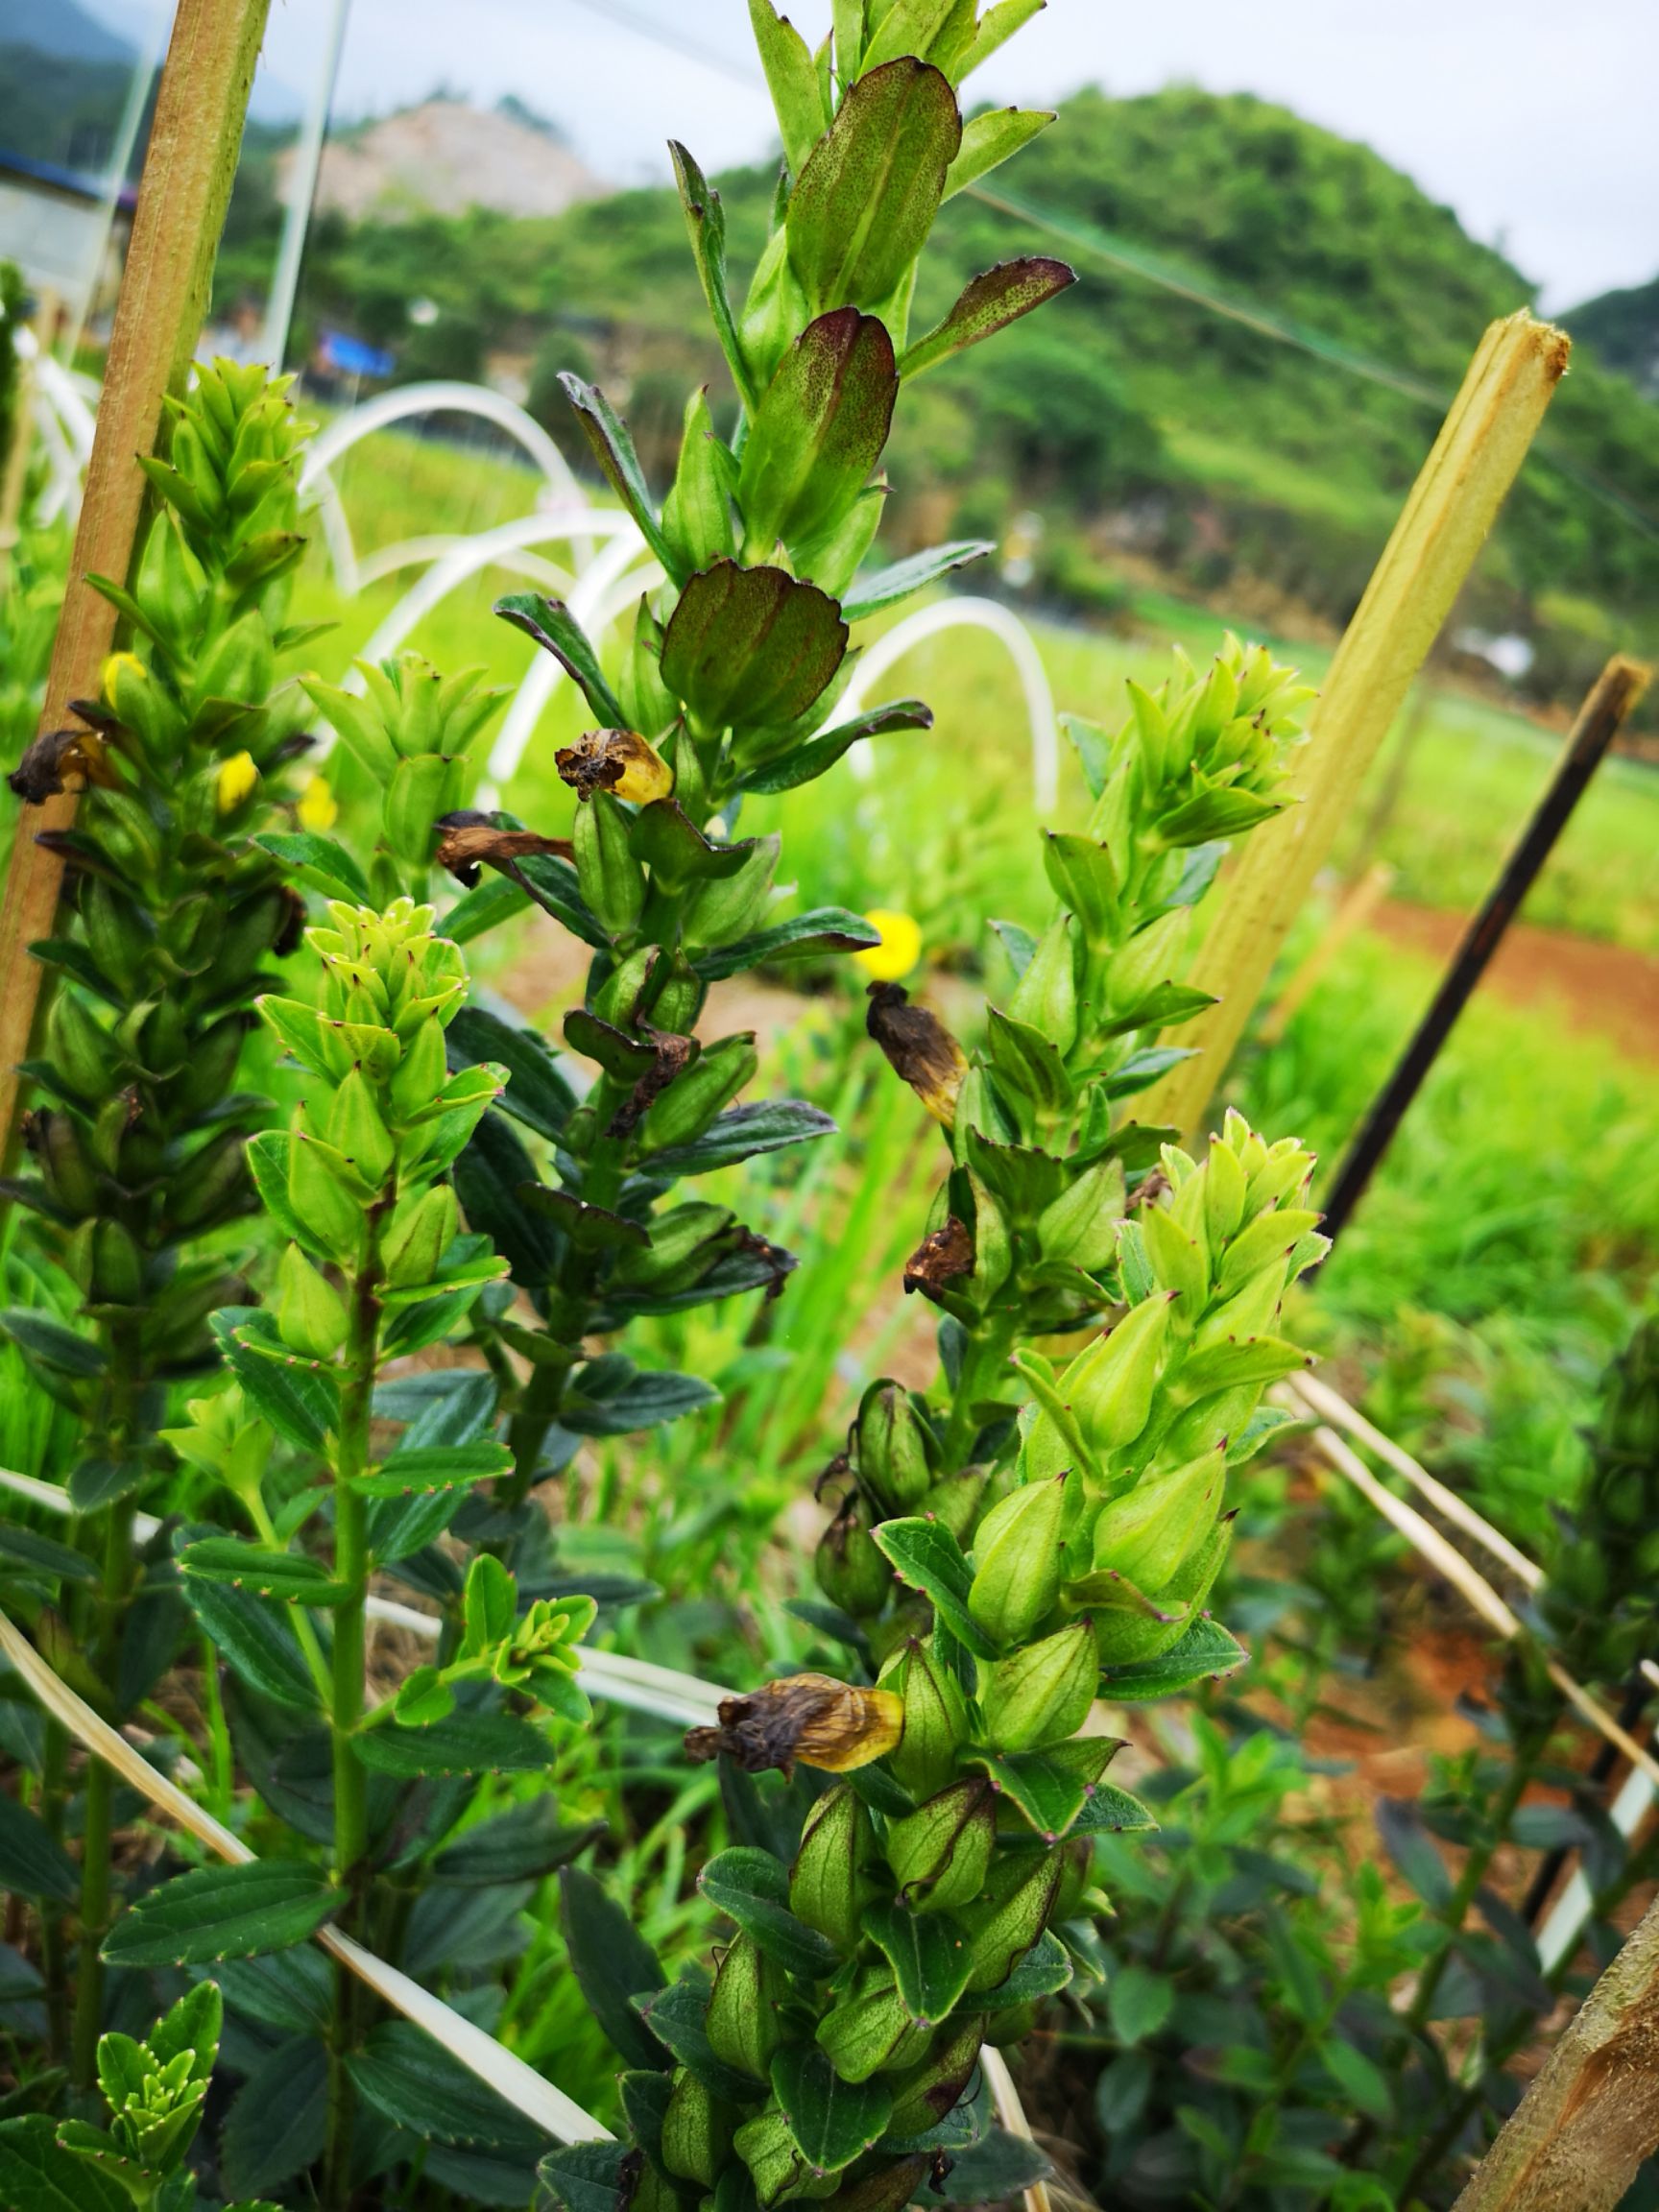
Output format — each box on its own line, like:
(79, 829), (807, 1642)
(100, 651), (146, 709)
(854, 908), (923, 983)
(298, 774), (338, 832)
(214, 749), (259, 814)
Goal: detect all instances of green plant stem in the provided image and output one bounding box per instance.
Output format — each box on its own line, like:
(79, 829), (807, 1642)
(39, 1719), (69, 2064)
(940, 1310), (1019, 1472)
(1404, 1747), (1541, 2038)
(325, 1208), (387, 2207)
(71, 1490), (131, 2090)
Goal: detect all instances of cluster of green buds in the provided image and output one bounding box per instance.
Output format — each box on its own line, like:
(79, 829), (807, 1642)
(390, 1552), (594, 1728)
(2, 360), (318, 1491)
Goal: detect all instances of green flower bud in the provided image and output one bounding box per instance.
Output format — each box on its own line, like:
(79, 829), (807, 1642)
(648, 951), (706, 1035)
(878, 1638), (968, 1801)
(919, 1465), (989, 1545)
(389, 1015), (446, 1122)
(46, 992), (113, 1103)
(978, 1623), (1096, 1754)
(707, 1934), (781, 2079)
(884, 2020), (984, 2139)
(275, 1244), (349, 1359)
(90, 1218), (145, 1304)
(1191, 1263), (1285, 1351)
(962, 1849), (1063, 1992)
(791, 1784), (874, 1951)
(170, 1013), (247, 1120)
(733, 2106), (820, 2208)
(326, 1067), (397, 1190)
(854, 1381), (934, 1515)
(684, 834), (780, 949)
(384, 753), (458, 865)
(816, 1972), (931, 2083)
(1203, 1133), (1248, 1248)
(167, 1130), (249, 1231)
(1036, 1156), (1125, 1272)
(1007, 913), (1077, 1054)
(573, 788), (645, 936)
(32, 1111), (99, 1217)
(611, 1202), (736, 1293)
(288, 1131), (363, 1262)
(661, 2069), (732, 2186)
(637, 1033), (757, 1153)
(1214, 1206), (1322, 1297)
(1104, 905), (1190, 1019)
(1091, 1446), (1225, 1591)
(968, 1477), (1070, 1646)
(816, 1497), (892, 1617)
(887, 1778), (996, 1915)
(382, 1185), (457, 1288)
(591, 944), (661, 1031)
(1065, 1293), (1175, 1460)
(1141, 1198), (1208, 1322)
(192, 608), (274, 709)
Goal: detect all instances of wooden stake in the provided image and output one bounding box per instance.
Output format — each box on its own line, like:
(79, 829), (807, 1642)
(0, 0), (274, 1149)
(1452, 1891), (1659, 2211)
(1138, 311), (1570, 1142)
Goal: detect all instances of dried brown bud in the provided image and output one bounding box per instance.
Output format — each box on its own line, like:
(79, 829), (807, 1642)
(434, 811), (574, 887)
(605, 1031), (695, 1139)
(866, 982), (968, 1127)
(556, 728), (673, 805)
(8, 725), (118, 805)
(903, 1216), (974, 1302)
(685, 1672), (903, 1780)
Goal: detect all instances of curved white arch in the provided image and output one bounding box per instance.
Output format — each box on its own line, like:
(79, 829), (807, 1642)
(353, 532), (577, 595)
(837, 595), (1058, 812)
(298, 380), (584, 599)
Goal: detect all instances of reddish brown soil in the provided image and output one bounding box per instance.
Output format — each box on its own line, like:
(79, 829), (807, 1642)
(1371, 901), (1659, 1065)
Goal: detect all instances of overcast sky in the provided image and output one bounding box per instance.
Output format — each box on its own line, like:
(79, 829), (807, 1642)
(94, 0), (1658, 309)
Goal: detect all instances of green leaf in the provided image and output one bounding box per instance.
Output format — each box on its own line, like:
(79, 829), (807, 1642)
(1070, 1780), (1161, 1838)
(444, 873), (530, 946)
(0, 1309), (103, 1375)
(221, 2035), (328, 2200)
(740, 310), (897, 556)
(870, 1518), (998, 1660)
(1319, 2035), (1393, 2124)
(786, 58), (962, 314)
(494, 593), (627, 727)
(557, 375), (683, 581)
(863, 1899), (973, 2024)
(771, 2042), (892, 2174)
(749, 0), (828, 172)
(350, 1440), (513, 1498)
(699, 1846), (840, 1979)
(636, 1972), (757, 2104)
(179, 1539), (350, 1608)
(102, 1863), (340, 1967)
(349, 2020), (550, 2155)
(521, 1187), (650, 1254)
(0, 2116), (128, 2212)
(0, 1523), (96, 1586)
(67, 1453), (147, 1513)
(175, 1543), (320, 1711)
(447, 1007), (576, 1142)
(662, 561), (848, 735)
(970, 1748), (1095, 1840)
(353, 1712), (557, 1777)
(979, 1926), (1072, 2009)
(436, 1802), (603, 1887)
(739, 699), (934, 795)
(668, 141), (757, 413)
(210, 1309), (340, 1454)
(694, 906), (880, 981)
(901, 257), (1075, 381)
(942, 106), (1054, 199)
(1096, 1614), (1248, 1701)
(984, 1008), (1074, 1115)
(253, 830), (372, 904)
(1176, 1334), (1312, 1396)
(1106, 1962), (1174, 2046)
(207, 1948), (332, 2035)
(454, 1114), (566, 1289)
(539, 2142), (632, 2212)
(641, 1097), (836, 1177)
(559, 1865), (669, 2071)
(932, 2127), (1051, 2203)
(840, 541), (992, 622)
(1374, 1797), (1454, 1912)
(560, 1365), (720, 1437)
(0, 1788), (77, 1903)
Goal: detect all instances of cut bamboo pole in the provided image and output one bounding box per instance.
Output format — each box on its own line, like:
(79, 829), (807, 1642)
(1452, 1890), (1659, 2211)
(0, 0), (273, 1151)
(1139, 311), (1570, 1142)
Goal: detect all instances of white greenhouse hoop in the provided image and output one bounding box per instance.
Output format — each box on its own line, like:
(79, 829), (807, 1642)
(839, 594), (1058, 812)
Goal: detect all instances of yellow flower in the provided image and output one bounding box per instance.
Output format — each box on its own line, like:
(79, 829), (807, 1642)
(854, 908), (923, 983)
(100, 651), (146, 709)
(214, 750), (259, 813)
(298, 774), (338, 832)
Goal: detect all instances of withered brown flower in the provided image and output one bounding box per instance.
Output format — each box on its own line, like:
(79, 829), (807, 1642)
(556, 728), (673, 805)
(685, 1672), (903, 1780)
(8, 725), (119, 805)
(865, 981), (969, 1128)
(433, 811), (574, 888)
(902, 1216), (974, 1302)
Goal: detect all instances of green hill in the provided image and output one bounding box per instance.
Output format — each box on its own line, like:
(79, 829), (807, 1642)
(1566, 274), (1659, 398)
(240, 84), (1659, 715)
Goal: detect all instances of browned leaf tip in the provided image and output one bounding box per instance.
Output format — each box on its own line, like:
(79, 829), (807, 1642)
(684, 1672), (903, 1780)
(8, 725), (118, 805)
(865, 981), (969, 1128)
(434, 810), (574, 887)
(555, 727), (673, 805)
(903, 1215), (974, 1302)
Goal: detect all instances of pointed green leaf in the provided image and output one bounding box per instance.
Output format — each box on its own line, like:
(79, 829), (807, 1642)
(840, 539), (992, 621)
(786, 58), (962, 314)
(253, 830), (372, 905)
(1096, 1613), (1248, 1701)
(749, 0), (828, 173)
(942, 107), (1054, 199)
(740, 310), (897, 556)
(349, 2020), (550, 2154)
(739, 699), (934, 794)
(869, 1518), (998, 1660)
(0, 1789), (77, 1903)
(102, 1863), (340, 1967)
(0, 2116), (128, 2212)
(661, 561), (848, 735)
(560, 1865), (669, 2070)
(494, 593), (627, 727)
(699, 1846), (841, 1979)
(640, 1097), (835, 1177)
(863, 1899), (974, 2023)
(353, 1713), (557, 1778)
(693, 905), (879, 980)
(669, 141), (757, 413)
(179, 1538), (350, 1608)
(901, 257), (1076, 380)
(771, 2042), (892, 2174)
(557, 374), (682, 580)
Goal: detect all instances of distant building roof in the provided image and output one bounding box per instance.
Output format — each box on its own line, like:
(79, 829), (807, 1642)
(278, 98), (609, 225)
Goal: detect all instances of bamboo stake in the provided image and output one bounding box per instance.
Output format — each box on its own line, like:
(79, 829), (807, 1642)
(0, 1602), (612, 2145)
(981, 2046), (1054, 2212)
(1452, 1890), (1659, 2211)
(1138, 311), (1570, 1142)
(0, 0), (273, 1150)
